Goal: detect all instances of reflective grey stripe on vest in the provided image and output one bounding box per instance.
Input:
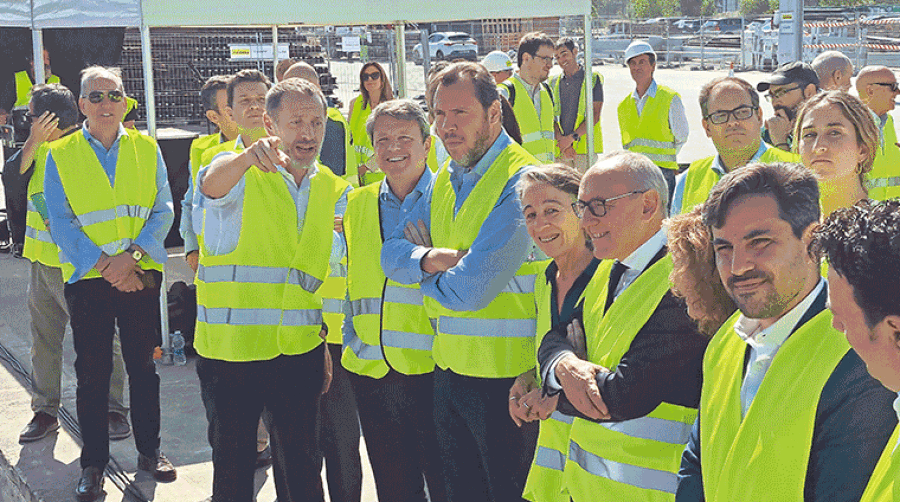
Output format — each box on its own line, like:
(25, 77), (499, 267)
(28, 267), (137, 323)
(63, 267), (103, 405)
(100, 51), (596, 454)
(550, 410), (574, 425)
(384, 285), (424, 306)
(323, 298), (344, 315)
(521, 130), (555, 143)
(198, 265), (322, 294)
(25, 226), (54, 244)
(869, 176), (900, 188)
(198, 305), (321, 327)
(624, 138), (676, 151)
(349, 297), (381, 316)
(77, 204), (152, 227)
(639, 152), (678, 164)
(343, 331), (383, 361)
(438, 317), (535, 338)
(534, 445), (566, 472)
(600, 415), (692, 445)
(501, 274), (536, 294)
(568, 440), (677, 494)
(382, 330), (434, 352)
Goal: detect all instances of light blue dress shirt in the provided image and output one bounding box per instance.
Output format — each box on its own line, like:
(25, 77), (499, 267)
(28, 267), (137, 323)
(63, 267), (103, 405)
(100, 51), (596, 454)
(380, 130), (535, 311)
(179, 132), (228, 254)
(195, 156), (348, 265)
(341, 168), (435, 344)
(629, 79), (690, 154)
(44, 124), (174, 283)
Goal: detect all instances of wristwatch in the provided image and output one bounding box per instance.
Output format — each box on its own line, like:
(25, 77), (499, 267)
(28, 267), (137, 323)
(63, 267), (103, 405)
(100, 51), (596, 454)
(572, 133), (580, 142)
(127, 245), (144, 262)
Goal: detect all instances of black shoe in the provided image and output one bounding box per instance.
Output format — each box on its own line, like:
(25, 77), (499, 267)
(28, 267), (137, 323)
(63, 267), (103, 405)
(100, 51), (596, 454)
(138, 450), (177, 482)
(256, 445), (272, 469)
(108, 412), (131, 441)
(11, 243), (23, 259)
(75, 466), (104, 501)
(18, 412), (59, 443)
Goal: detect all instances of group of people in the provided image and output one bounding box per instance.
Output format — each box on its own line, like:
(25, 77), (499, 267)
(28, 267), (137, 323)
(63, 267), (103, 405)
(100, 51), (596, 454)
(4, 27), (900, 502)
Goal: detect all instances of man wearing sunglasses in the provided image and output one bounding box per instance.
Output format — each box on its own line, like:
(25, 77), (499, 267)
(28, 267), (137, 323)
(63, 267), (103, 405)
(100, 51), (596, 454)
(757, 61), (819, 152)
(671, 77), (799, 215)
(856, 65), (900, 201)
(499, 31), (557, 163)
(538, 151), (708, 501)
(43, 66), (175, 500)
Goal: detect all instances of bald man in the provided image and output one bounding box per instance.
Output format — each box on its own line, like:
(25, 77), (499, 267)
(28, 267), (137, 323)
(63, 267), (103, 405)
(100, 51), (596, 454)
(811, 51), (853, 92)
(857, 66), (900, 200)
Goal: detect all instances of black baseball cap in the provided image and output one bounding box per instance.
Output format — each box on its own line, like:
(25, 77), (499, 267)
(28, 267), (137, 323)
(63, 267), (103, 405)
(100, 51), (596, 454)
(756, 62), (820, 92)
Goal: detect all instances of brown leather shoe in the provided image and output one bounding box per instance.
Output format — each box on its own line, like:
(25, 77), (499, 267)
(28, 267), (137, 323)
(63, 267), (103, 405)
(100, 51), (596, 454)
(74, 466), (104, 501)
(138, 450), (177, 482)
(19, 412), (59, 443)
(108, 412), (131, 440)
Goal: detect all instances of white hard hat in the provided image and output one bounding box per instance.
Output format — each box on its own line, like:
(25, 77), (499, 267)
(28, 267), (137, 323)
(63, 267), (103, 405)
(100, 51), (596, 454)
(624, 40), (655, 63)
(481, 51), (514, 73)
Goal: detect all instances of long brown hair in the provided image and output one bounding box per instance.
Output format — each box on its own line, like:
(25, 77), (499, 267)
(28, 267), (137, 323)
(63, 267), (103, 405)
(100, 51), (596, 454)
(359, 62), (393, 108)
(666, 205), (737, 337)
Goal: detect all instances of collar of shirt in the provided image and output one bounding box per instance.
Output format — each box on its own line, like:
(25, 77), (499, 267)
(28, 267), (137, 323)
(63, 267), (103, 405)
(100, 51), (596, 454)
(81, 122), (127, 151)
(379, 165), (434, 207)
(879, 113), (889, 130)
(733, 278), (825, 351)
(561, 66), (585, 83)
(447, 129), (512, 181)
(712, 141), (768, 175)
(632, 79), (658, 101)
(235, 135), (245, 149)
(277, 163), (318, 192)
(614, 228), (667, 298)
(513, 73), (537, 98)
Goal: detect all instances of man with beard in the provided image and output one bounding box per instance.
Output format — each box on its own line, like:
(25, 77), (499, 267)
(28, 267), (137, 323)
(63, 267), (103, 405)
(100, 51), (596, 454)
(382, 61), (541, 502)
(674, 162), (897, 502)
(757, 62), (819, 152)
(855, 66), (900, 201)
(194, 78), (351, 502)
(671, 77), (798, 215)
(499, 32), (556, 163)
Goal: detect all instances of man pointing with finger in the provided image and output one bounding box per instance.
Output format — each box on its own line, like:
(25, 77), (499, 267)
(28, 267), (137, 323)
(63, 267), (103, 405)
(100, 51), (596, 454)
(538, 151), (707, 502)
(195, 78), (350, 502)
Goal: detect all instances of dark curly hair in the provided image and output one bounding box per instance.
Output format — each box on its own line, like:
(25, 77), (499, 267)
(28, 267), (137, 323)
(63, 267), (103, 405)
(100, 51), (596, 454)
(810, 199), (900, 328)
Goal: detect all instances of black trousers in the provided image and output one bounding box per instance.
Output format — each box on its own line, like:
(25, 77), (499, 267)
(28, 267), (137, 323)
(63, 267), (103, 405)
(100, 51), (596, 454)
(197, 346), (325, 502)
(317, 343), (362, 502)
(64, 273), (163, 469)
(433, 368), (538, 502)
(1, 152), (30, 245)
(660, 167), (677, 211)
(349, 369), (447, 502)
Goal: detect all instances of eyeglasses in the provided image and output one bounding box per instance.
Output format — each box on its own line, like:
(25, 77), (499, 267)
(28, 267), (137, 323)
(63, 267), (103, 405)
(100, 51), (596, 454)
(84, 90), (124, 104)
(765, 85), (800, 101)
(533, 54), (554, 65)
(872, 81), (900, 92)
(572, 190), (647, 219)
(705, 105), (758, 125)
(361, 72), (381, 82)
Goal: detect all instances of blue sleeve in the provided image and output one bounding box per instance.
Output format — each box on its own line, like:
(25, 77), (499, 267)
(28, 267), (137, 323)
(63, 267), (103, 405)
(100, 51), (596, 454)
(381, 181), (434, 285)
(132, 147), (174, 266)
(180, 165), (199, 254)
(44, 151), (103, 282)
(331, 187), (349, 266)
(670, 170), (688, 217)
(675, 416), (704, 502)
(420, 171), (532, 311)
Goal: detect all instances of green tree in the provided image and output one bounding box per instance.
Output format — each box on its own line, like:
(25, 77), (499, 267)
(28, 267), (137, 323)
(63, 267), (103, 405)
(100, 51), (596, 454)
(740, 0), (777, 15)
(631, 0), (680, 18)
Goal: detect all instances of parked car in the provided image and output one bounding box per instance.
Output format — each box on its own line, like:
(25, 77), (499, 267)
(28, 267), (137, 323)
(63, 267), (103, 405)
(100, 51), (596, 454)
(700, 18), (745, 34)
(674, 19), (701, 32)
(413, 32), (478, 62)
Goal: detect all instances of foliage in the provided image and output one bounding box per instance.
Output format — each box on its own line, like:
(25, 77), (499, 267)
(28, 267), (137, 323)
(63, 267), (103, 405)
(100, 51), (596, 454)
(740, 0), (777, 16)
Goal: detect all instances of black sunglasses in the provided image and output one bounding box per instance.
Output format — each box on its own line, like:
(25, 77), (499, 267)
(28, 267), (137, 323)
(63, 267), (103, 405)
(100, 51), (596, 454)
(361, 72), (381, 82)
(872, 82), (900, 93)
(84, 90), (124, 104)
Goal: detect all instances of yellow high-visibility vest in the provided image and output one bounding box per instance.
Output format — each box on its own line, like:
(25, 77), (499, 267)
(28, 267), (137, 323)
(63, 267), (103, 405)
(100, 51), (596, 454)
(15, 71), (60, 107)
(550, 70), (603, 155)
(23, 142), (60, 267)
(617, 86), (678, 169)
(51, 129), (163, 282)
(867, 114), (900, 201)
(425, 142), (543, 378)
(194, 164), (348, 362)
(504, 77), (556, 163)
(860, 425), (900, 502)
(565, 256), (696, 502)
(700, 307), (850, 502)
(341, 181), (436, 377)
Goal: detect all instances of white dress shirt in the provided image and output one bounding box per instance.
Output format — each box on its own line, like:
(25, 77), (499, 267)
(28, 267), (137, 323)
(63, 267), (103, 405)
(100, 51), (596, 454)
(732, 279), (825, 417)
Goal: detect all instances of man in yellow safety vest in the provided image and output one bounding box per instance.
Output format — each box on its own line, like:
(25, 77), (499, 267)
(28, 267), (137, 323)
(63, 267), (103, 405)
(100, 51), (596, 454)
(550, 37), (603, 172)
(856, 65), (900, 200)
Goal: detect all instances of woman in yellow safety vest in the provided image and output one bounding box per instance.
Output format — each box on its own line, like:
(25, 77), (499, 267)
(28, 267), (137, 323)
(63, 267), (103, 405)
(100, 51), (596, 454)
(794, 91), (879, 216)
(507, 164), (599, 502)
(348, 61), (393, 185)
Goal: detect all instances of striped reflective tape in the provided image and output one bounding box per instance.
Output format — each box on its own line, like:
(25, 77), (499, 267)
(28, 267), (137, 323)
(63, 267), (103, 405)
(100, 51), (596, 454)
(382, 330), (434, 352)
(624, 138), (676, 151)
(869, 176), (900, 188)
(438, 317), (535, 338)
(550, 411), (574, 425)
(599, 415), (692, 445)
(25, 226), (54, 244)
(76, 204), (152, 227)
(323, 298), (344, 315)
(534, 445), (566, 471)
(197, 305), (322, 327)
(198, 265), (322, 294)
(384, 285), (425, 306)
(349, 297), (381, 316)
(501, 274), (537, 295)
(343, 331), (384, 361)
(568, 440), (678, 494)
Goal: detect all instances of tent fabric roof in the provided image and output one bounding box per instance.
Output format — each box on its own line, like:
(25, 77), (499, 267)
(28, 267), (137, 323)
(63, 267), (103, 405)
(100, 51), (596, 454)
(1, 0), (589, 28)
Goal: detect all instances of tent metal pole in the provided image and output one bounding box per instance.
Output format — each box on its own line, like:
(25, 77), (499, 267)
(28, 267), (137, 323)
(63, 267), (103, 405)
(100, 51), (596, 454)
(272, 25), (279, 82)
(394, 23), (407, 98)
(583, 10), (594, 165)
(32, 29), (45, 84)
(140, 24), (157, 138)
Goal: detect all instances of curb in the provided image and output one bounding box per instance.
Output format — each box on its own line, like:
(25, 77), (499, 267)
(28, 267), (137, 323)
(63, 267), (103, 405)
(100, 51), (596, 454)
(0, 446), (43, 502)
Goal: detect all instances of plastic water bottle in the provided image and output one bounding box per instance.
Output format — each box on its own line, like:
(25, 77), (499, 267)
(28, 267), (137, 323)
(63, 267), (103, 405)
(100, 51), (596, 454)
(172, 330), (186, 366)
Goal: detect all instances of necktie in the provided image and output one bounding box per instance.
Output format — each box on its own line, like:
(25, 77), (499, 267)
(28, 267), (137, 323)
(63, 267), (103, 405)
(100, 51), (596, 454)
(604, 261), (628, 312)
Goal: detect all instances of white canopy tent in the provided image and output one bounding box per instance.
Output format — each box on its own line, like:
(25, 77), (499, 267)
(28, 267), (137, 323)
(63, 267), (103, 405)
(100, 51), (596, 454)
(2, 0), (597, 350)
